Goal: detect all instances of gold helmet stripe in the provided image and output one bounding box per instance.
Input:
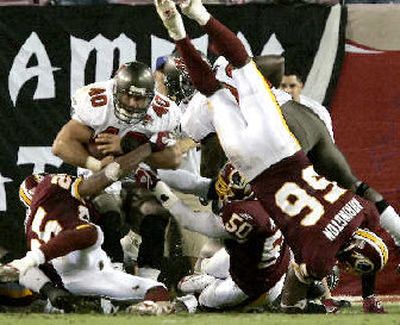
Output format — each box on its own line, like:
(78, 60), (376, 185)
(19, 183), (32, 207)
(354, 229), (389, 269)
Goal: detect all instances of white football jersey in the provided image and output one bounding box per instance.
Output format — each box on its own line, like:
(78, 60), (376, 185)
(180, 92), (214, 142)
(71, 79), (181, 193)
(213, 56), (292, 106)
(71, 79), (182, 138)
(214, 56), (333, 140)
(181, 56), (292, 143)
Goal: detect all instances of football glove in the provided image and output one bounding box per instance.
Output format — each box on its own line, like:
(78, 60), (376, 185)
(149, 131), (176, 152)
(155, 0), (186, 40)
(134, 167), (160, 190)
(179, 0), (211, 26)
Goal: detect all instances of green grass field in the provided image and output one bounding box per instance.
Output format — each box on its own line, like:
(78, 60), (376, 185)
(1, 304), (399, 325)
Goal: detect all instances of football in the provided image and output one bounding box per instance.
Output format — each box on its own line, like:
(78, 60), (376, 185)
(86, 141), (105, 159)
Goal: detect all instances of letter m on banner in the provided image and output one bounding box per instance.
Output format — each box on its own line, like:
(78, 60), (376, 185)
(70, 33), (136, 94)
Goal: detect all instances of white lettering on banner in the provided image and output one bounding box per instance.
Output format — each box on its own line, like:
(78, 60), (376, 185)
(8, 32), (284, 106)
(151, 35), (209, 71)
(260, 33), (285, 56)
(9, 32), (61, 106)
(0, 173), (13, 212)
(17, 147), (63, 174)
(70, 33), (136, 95)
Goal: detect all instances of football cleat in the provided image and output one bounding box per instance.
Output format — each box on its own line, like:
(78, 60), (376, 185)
(282, 299), (335, 314)
(363, 295), (385, 313)
(0, 264), (19, 283)
(174, 294), (198, 313)
(322, 299), (342, 313)
(126, 300), (175, 315)
(177, 274), (215, 294)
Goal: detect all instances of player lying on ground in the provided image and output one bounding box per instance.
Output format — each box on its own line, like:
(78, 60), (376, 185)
(0, 133), (175, 313)
(154, 0), (393, 313)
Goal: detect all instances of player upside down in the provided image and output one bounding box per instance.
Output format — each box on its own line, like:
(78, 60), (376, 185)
(154, 0), (389, 312)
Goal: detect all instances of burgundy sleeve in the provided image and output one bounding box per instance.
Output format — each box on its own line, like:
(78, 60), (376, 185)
(203, 17), (249, 68)
(175, 37), (220, 96)
(40, 225), (98, 261)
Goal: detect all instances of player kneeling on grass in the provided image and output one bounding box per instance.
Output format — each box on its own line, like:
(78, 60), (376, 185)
(0, 133), (176, 313)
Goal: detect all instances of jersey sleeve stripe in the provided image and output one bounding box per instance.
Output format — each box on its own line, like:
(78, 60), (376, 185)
(71, 177), (84, 201)
(19, 184), (32, 207)
(252, 60), (301, 150)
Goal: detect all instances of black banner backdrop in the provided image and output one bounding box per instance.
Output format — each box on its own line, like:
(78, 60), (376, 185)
(0, 4), (345, 256)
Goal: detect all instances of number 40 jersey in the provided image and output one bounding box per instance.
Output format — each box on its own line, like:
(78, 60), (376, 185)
(71, 79), (182, 138)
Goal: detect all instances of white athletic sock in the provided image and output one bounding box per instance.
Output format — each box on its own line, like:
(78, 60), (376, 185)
(19, 267), (50, 293)
(380, 205), (400, 247)
(138, 267), (161, 281)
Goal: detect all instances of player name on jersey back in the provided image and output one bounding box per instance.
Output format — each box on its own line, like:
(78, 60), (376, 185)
(322, 197), (363, 241)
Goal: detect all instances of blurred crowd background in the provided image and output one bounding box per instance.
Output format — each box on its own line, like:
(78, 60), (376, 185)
(2, 0), (400, 7)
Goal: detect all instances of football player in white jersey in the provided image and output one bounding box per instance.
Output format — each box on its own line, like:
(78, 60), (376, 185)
(53, 61), (182, 173)
(52, 61), (183, 275)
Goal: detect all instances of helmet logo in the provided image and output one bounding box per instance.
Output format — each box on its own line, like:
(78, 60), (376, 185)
(128, 85), (147, 97)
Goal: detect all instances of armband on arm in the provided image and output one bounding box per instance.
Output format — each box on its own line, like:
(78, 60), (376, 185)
(355, 182), (370, 197)
(85, 156), (102, 172)
(153, 181), (179, 209)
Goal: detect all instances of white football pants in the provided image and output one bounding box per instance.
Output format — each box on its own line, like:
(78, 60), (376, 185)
(209, 60), (300, 181)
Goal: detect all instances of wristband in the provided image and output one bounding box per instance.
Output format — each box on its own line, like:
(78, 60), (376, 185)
(104, 162), (121, 182)
(154, 181), (179, 209)
(26, 249), (46, 266)
(85, 156), (102, 172)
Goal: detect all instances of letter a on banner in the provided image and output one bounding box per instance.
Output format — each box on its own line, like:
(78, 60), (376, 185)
(9, 32), (60, 106)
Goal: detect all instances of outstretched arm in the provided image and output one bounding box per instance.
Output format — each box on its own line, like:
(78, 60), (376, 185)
(179, 0), (249, 68)
(155, 0), (220, 96)
(152, 181), (228, 238)
(78, 143), (153, 198)
(79, 132), (176, 198)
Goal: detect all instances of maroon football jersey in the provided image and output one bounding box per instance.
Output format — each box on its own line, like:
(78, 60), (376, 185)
(24, 174), (100, 261)
(250, 151), (379, 279)
(221, 200), (290, 298)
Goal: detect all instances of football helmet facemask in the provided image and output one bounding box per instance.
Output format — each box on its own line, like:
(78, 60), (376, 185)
(113, 61), (155, 124)
(163, 56), (196, 105)
(337, 229), (388, 275)
(215, 162), (254, 206)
